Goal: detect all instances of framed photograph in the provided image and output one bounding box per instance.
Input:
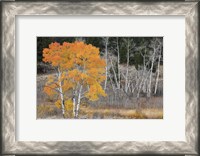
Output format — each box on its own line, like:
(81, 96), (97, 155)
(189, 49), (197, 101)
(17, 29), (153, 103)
(1, 0), (199, 155)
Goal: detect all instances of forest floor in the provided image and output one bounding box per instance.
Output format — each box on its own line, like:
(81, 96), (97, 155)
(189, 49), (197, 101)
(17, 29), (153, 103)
(37, 74), (163, 119)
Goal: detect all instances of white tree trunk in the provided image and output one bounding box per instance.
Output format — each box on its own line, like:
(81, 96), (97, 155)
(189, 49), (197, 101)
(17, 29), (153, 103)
(72, 90), (76, 118)
(125, 39), (130, 93)
(116, 38), (120, 89)
(154, 53), (161, 94)
(75, 85), (82, 118)
(109, 57), (119, 88)
(147, 46), (156, 98)
(104, 37), (109, 90)
(58, 68), (65, 118)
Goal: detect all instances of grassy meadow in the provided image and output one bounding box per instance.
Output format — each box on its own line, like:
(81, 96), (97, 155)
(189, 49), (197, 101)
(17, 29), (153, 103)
(37, 74), (163, 119)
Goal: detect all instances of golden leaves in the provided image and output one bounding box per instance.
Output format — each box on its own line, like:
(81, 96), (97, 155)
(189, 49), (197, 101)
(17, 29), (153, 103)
(55, 100), (61, 109)
(65, 99), (73, 111)
(44, 86), (56, 96)
(62, 79), (74, 92)
(43, 41), (107, 104)
(86, 83), (107, 101)
(43, 75), (59, 96)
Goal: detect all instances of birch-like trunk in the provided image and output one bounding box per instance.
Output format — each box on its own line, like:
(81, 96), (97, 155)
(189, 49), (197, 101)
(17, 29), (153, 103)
(109, 57), (119, 88)
(58, 68), (65, 118)
(125, 39), (130, 93)
(116, 38), (120, 89)
(147, 46), (156, 98)
(154, 52), (161, 94)
(75, 85), (82, 118)
(104, 37), (109, 90)
(72, 90), (76, 118)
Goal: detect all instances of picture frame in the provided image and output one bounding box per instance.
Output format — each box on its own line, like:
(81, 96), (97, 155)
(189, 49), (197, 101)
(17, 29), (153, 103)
(1, 0), (199, 155)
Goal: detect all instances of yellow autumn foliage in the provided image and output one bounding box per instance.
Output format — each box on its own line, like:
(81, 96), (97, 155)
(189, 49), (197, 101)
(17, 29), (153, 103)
(43, 86), (56, 96)
(43, 41), (107, 117)
(65, 99), (73, 111)
(86, 83), (107, 101)
(55, 100), (61, 109)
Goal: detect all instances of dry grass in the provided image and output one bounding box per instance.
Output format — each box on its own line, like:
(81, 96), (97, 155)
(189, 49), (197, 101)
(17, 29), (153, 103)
(37, 103), (163, 119)
(142, 109), (163, 119)
(37, 103), (62, 119)
(79, 106), (162, 119)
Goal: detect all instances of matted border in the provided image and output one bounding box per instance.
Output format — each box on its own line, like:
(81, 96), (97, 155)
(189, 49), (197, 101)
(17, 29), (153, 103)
(1, 1), (199, 155)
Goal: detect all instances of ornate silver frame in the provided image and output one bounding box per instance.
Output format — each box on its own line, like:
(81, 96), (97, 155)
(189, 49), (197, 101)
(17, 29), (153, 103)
(1, 1), (199, 155)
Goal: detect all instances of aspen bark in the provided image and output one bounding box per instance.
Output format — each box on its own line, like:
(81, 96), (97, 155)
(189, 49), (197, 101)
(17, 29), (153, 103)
(147, 46), (156, 98)
(109, 56), (119, 88)
(154, 47), (161, 94)
(116, 38), (120, 89)
(58, 68), (65, 118)
(125, 39), (130, 93)
(104, 37), (109, 90)
(72, 90), (76, 118)
(75, 85), (82, 118)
